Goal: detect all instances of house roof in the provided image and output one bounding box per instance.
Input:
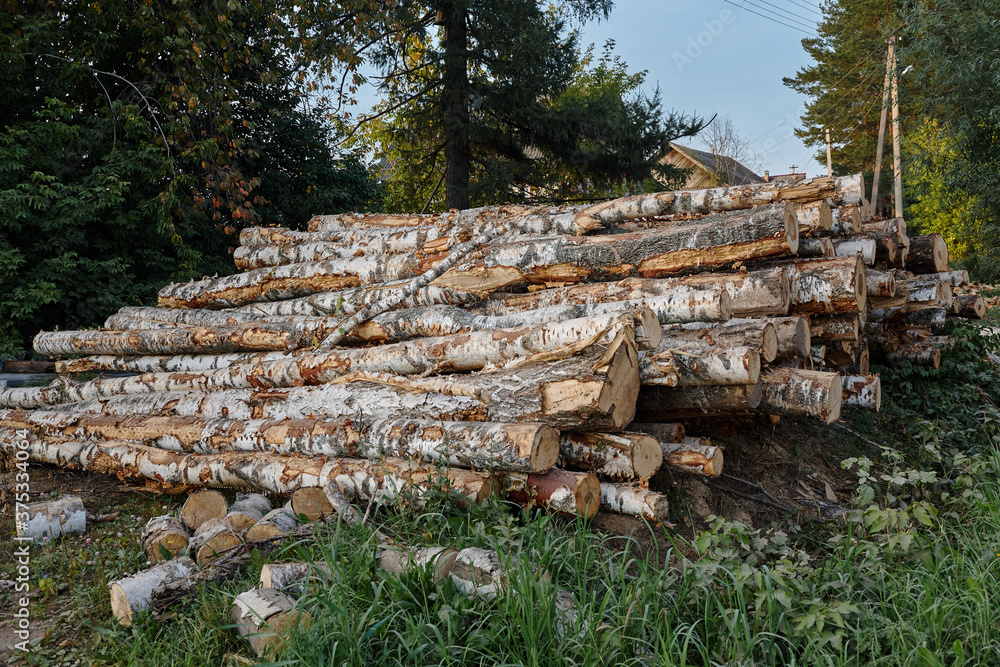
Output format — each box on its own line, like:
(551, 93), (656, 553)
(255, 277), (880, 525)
(668, 142), (764, 186)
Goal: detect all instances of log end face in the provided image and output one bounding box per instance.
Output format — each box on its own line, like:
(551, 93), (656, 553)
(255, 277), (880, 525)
(598, 340), (641, 430)
(761, 323), (779, 363)
(853, 255), (868, 313)
(703, 447), (724, 478)
(783, 202), (800, 255)
(746, 379), (764, 410)
(291, 487), (334, 522)
(109, 582), (133, 626)
(825, 375), (843, 424)
(180, 490), (228, 532)
(575, 473), (601, 519)
(630, 434), (663, 480)
(526, 424), (560, 473)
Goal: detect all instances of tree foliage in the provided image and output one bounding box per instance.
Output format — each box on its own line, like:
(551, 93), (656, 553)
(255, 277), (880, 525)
(0, 0), (380, 356)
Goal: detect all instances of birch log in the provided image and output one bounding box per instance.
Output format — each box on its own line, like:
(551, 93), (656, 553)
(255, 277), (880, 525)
(158, 205), (797, 308)
(15, 496), (86, 540)
(641, 342), (760, 387)
(797, 237), (835, 258)
(787, 255), (867, 315)
(503, 469), (601, 518)
(378, 546), (460, 583)
(954, 294), (986, 319)
(307, 204), (534, 233)
(842, 374), (881, 411)
(661, 439), (724, 477)
(245, 509), (300, 540)
(906, 233), (949, 274)
(180, 490), (227, 532)
(289, 487), (334, 521)
(660, 319), (778, 363)
(27, 341), (641, 432)
(759, 368), (842, 423)
(635, 382), (763, 420)
(866, 270), (897, 297)
(225, 494), (273, 532)
(829, 206), (860, 235)
(3, 313), (645, 407)
(867, 231), (900, 266)
(832, 238), (876, 265)
(793, 199), (832, 234)
(109, 557), (197, 626)
(666, 267), (791, 317)
(558, 432), (662, 480)
(623, 422), (685, 444)
(599, 484), (670, 522)
(189, 517), (243, 565)
(141, 516), (189, 562)
(767, 316), (811, 359)
(232, 588), (313, 657)
(259, 562), (332, 595)
(809, 314), (860, 342)
(239, 223), (472, 251)
(923, 270), (968, 287)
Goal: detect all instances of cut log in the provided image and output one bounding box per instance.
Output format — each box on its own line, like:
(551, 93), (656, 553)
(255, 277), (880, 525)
(661, 438), (724, 477)
(663, 267), (791, 317)
(662, 319), (777, 363)
(879, 344), (942, 369)
(558, 432), (662, 481)
(245, 509), (300, 541)
(259, 562), (332, 596)
(180, 490), (227, 532)
(641, 342), (760, 387)
(503, 469), (600, 518)
(239, 223), (472, 251)
(866, 269), (897, 297)
(16, 496), (86, 540)
(141, 516), (189, 562)
(759, 368), (842, 424)
(5, 313), (646, 407)
(158, 205), (798, 309)
(599, 484), (670, 522)
(865, 231), (900, 266)
(822, 340), (857, 367)
(923, 270), (968, 287)
(625, 422), (685, 443)
(832, 238), (876, 265)
(810, 314), (860, 343)
(787, 255), (866, 315)
(225, 494), (273, 532)
(810, 344), (827, 365)
(308, 204), (535, 233)
(234, 232), (470, 270)
(830, 206), (860, 235)
(954, 294), (986, 319)
(842, 374), (881, 411)
(109, 557), (197, 626)
(793, 199), (832, 234)
(378, 546), (459, 583)
(797, 237), (835, 258)
(189, 517), (242, 565)
(24, 341), (640, 433)
(869, 306), (949, 328)
(289, 487), (334, 522)
(767, 316), (811, 359)
(907, 233), (949, 273)
(232, 588), (313, 657)
(635, 382), (763, 420)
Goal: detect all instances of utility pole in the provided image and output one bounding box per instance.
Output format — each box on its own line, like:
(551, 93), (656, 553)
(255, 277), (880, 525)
(889, 35), (903, 218)
(871, 37), (893, 211)
(825, 128), (833, 177)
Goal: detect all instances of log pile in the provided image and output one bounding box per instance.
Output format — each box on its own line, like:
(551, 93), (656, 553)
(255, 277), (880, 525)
(0, 173), (975, 533)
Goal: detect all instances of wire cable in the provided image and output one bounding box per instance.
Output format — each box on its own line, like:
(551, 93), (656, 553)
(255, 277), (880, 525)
(720, 0), (815, 35)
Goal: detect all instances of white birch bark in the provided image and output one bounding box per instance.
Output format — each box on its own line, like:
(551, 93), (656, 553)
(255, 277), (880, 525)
(809, 314), (860, 343)
(502, 469), (601, 518)
(787, 255), (867, 315)
(141, 515), (189, 562)
(245, 509), (300, 540)
(792, 199), (832, 234)
(866, 269), (897, 297)
(832, 238), (876, 265)
(109, 557), (197, 626)
(954, 294), (985, 319)
(640, 342), (760, 387)
(797, 237), (835, 258)
(239, 224), (469, 251)
(829, 206), (860, 236)
(660, 319), (778, 363)
(921, 270), (968, 287)
(258, 562), (332, 596)
(232, 587), (312, 657)
(842, 374), (881, 411)
(16, 496), (87, 540)
(599, 484), (670, 523)
(225, 493), (273, 532)
(558, 432), (662, 481)
(378, 546), (459, 583)
(760, 367), (842, 424)
(767, 316), (811, 359)
(189, 517), (243, 565)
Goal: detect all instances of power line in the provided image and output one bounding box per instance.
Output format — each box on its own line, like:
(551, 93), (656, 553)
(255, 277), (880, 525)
(735, 0), (817, 31)
(748, 0), (821, 27)
(720, 0), (814, 35)
(779, 0), (824, 16)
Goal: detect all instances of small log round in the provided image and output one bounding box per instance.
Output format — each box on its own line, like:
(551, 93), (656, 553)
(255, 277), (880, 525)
(866, 269), (897, 297)
(558, 432), (662, 481)
(624, 422), (685, 444)
(810, 314), (860, 343)
(599, 484), (670, 523)
(289, 487), (335, 522)
(907, 233), (949, 274)
(259, 561), (331, 595)
(831, 206), (860, 235)
(662, 438), (724, 477)
(189, 517), (243, 565)
(797, 237), (835, 258)
(760, 368), (842, 424)
(16, 496), (86, 540)
(768, 316), (811, 359)
(225, 493), (273, 532)
(832, 238), (876, 264)
(954, 294), (985, 319)
(842, 374), (881, 411)
(503, 469), (601, 518)
(141, 515), (189, 563)
(232, 588), (313, 657)
(245, 508), (300, 541)
(180, 490), (228, 532)
(109, 557), (196, 626)
(378, 546), (459, 583)
(636, 381), (763, 419)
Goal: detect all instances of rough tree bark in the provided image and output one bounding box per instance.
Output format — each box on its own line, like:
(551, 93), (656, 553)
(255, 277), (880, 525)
(907, 234), (950, 274)
(16, 496), (86, 540)
(786, 255), (867, 315)
(767, 316), (811, 359)
(842, 374), (881, 411)
(599, 484), (670, 522)
(661, 438), (724, 477)
(502, 469), (601, 518)
(660, 319), (778, 363)
(635, 381), (763, 420)
(759, 368), (842, 423)
(558, 432), (662, 481)
(640, 342), (760, 387)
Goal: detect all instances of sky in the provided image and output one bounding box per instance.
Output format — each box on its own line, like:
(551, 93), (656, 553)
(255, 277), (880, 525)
(576, 0), (826, 178)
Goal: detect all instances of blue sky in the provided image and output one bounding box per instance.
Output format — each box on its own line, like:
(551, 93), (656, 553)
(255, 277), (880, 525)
(577, 0), (825, 177)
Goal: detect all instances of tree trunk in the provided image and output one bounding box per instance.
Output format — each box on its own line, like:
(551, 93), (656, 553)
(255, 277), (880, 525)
(759, 368), (842, 424)
(829, 206), (860, 235)
(307, 204), (533, 233)
(866, 269), (896, 297)
(922, 269), (968, 287)
(378, 546), (459, 583)
(502, 469), (600, 518)
(670, 267), (791, 317)
(660, 319), (778, 363)
(625, 422), (685, 443)
(109, 557), (197, 626)
(189, 517), (243, 565)
(635, 381), (763, 420)
(245, 509), (300, 540)
(787, 255), (867, 315)
(259, 562), (332, 596)
(640, 342), (760, 387)
(842, 374), (881, 411)
(142, 515), (189, 562)
(954, 294), (985, 319)
(16, 495), (86, 539)
(225, 493), (273, 532)
(767, 316), (811, 359)
(832, 238), (876, 265)
(442, 2), (470, 210)
(599, 484), (670, 522)
(866, 231), (900, 266)
(232, 588), (313, 658)
(156, 206), (797, 309)
(662, 438), (724, 477)
(797, 237), (835, 258)
(809, 314), (859, 343)
(877, 343), (942, 369)
(558, 432), (662, 481)
(180, 490), (228, 532)
(792, 199), (832, 234)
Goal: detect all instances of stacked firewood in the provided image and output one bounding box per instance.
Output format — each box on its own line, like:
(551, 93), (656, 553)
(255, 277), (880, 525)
(0, 173), (978, 532)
